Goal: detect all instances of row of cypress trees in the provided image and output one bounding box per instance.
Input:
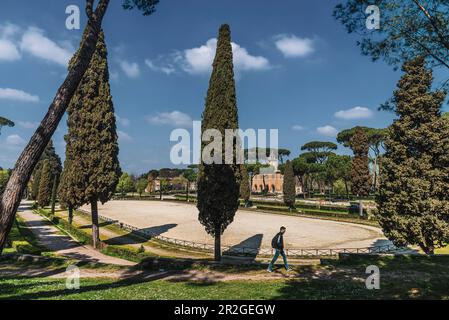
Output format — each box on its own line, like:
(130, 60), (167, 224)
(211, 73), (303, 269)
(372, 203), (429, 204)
(45, 24), (448, 258)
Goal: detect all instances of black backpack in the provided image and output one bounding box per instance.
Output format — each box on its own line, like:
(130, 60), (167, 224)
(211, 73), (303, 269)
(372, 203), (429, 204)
(271, 233), (279, 249)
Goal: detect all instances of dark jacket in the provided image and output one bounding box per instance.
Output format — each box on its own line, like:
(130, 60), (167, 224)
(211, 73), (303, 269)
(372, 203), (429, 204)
(271, 232), (284, 250)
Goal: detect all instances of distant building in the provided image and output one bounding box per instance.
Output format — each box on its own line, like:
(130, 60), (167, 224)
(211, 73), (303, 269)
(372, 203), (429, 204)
(146, 176), (196, 193)
(251, 155), (302, 195)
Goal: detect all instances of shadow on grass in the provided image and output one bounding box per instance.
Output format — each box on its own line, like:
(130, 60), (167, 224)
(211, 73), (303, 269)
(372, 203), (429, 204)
(1, 271), (173, 300)
(273, 254), (449, 300)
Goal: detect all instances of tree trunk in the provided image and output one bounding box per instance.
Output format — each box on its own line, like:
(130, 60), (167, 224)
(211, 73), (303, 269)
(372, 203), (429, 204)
(186, 182), (189, 202)
(214, 226), (221, 262)
(91, 199), (100, 249)
(50, 174), (59, 216)
(68, 205), (73, 225)
(0, 0), (110, 254)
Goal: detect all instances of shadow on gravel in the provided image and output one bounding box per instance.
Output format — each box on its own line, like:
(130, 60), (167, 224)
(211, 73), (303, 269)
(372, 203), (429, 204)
(104, 224), (177, 245)
(223, 234), (263, 263)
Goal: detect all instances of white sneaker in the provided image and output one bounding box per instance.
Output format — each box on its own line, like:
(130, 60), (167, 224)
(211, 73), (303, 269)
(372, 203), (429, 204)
(267, 268), (273, 273)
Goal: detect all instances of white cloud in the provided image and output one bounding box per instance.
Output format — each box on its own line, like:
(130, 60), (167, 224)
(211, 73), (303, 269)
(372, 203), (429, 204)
(20, 27), (73, 66)
(275, 34), (315, 58)
(0, 88), (39, 102)
(0, 23), (21, 62)
(145, 59), (175, 75)
(292, 125), (305, 131)
(118, 130), (133, 142)
(116, 115), (130, 127)
(146, 111), (192, 127)
(334, 106), (374, 120)
(119, 60), (140, 78)
(18, 121), (39, 129)
(0, 39), (21, 61)
(0, 23), (20, 38)
(6, 134), (26, 146)
(178, 38), (270, 74)
(317, 125), (338, 137)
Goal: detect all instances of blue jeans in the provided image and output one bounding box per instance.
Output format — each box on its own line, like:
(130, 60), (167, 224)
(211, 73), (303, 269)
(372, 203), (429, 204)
(268, 249), (289, 271)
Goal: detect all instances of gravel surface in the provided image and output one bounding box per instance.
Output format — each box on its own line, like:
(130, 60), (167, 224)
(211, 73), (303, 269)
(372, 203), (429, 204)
(81, 200), (390, 250)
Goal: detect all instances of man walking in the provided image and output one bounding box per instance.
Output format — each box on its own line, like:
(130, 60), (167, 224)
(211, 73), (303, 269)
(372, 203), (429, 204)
(267, 226), (290, 272)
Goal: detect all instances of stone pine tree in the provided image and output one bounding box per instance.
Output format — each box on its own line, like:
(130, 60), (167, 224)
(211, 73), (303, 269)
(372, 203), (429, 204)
(197, 24), (241, 262)
(37, 160), (52, 208)
(377, 57), (449, 255)
(240, 165), (251, 207)
(283, 160), (296, 210)
(65, 31), (121, 248)
(350, 127), (371, 198)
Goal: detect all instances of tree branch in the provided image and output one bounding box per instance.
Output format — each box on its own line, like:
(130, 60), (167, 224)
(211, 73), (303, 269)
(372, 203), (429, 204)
(411, 0), (449, 51)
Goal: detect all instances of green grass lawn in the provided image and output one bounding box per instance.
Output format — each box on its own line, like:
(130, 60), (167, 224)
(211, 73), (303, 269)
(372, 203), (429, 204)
(1, 255), (449, 300)
(3, 216), (47, 255)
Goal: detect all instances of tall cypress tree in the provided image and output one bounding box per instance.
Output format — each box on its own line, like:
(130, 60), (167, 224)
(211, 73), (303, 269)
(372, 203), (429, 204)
(37, 160), (52, 208)
(65, 31), (121, 248)
(197, 24), (241, 261)
(283, 160), (296, 210)
(377, 57), (449, 254)
(31, 140), (61, 201)
(350, 126), (371, 198)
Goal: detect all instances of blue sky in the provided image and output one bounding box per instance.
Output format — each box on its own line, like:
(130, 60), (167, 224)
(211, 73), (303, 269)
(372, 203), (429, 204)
(0, 0), (445, 174)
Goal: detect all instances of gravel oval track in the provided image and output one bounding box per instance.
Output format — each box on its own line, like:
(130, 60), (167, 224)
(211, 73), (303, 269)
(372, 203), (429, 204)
(82, 200), (389, 249)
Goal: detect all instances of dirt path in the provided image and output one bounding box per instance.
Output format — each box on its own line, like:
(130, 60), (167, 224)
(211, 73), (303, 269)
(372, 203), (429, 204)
(17, 202), (135, 266)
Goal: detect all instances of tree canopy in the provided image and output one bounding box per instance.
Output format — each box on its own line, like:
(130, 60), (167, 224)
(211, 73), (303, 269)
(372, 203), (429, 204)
(334, 0), (449, 72)
(377, 57), (449, 254)
(337, 127), (387, 157)
(197, 24), (241, 262)
(0, 117), (14, 136)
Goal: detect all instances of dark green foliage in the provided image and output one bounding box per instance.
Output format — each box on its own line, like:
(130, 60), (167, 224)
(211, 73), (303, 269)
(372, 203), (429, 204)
(197, 24), (241, 261)
(301, 141), (337, 164)
(30, 169), (42, 201)
(116, 173), (135, 196)
(31, 140), (62, 200)
(277, 148), (291, 164)
(377, 57), (449, 254)
(350, 127), (371, 197)
(337, 127), (386, 156)
(333, 0), (449, 73)
(136, 178), (148, 196)
(239, 165), (251, 205)
(283, 160), (296, 209)
(183, 168), (198, 202)
(0, 116), (14, 136)
(122, 0), (159, 15)
(37, 160), (52, 208)
(65, 30), (121, 205)
(61, 31), (121, 247)
(0, 170), (10, 197)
